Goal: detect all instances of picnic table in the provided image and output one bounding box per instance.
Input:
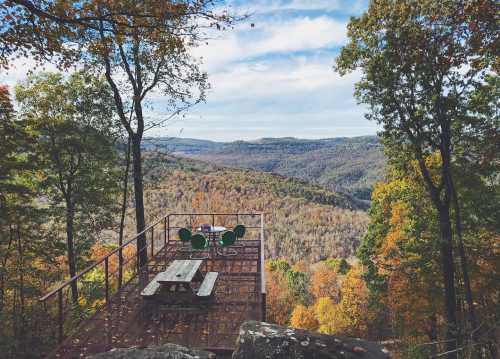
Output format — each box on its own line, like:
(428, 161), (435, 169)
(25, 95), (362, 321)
(140, 260), (218, 303)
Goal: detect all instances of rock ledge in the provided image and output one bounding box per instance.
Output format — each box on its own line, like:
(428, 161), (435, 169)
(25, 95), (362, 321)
(232, 321), (390, 359)
(87, 343), (216, 359)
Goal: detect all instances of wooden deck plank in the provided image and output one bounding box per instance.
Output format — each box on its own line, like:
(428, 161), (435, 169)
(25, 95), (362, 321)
(51, 241), (262, 358)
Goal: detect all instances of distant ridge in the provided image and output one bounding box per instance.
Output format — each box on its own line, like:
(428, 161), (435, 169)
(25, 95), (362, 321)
(142, 136), (385, 201)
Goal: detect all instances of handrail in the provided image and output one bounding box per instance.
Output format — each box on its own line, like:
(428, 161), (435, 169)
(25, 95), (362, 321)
(40, 212), (263, 302)
(40, 213), (170, 302)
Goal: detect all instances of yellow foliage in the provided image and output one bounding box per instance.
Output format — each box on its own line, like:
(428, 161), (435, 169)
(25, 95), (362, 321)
(314, 297), (339, 334)
(290, 304), (318, 330)
(334, 266), (373, 337)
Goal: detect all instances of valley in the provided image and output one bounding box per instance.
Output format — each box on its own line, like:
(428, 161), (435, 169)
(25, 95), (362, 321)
(142, 136), (386, 202)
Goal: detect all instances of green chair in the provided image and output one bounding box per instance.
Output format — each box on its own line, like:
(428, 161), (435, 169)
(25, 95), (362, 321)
(178, 228), (192, 241)
(178, 228), (192, 252)
(190, 234), (209, 259)
(217, 231), (237, 256)
(231, 224), (246, 249)
(233, 224), (246, 239)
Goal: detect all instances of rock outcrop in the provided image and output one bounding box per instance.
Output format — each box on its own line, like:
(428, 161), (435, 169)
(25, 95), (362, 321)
(232, 321), (390, 359)
(87, 343), (216, 359)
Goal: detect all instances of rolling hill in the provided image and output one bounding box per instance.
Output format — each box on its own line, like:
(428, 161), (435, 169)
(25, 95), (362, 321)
(142, 136), (386, 201)
(139, 153), (369, 262)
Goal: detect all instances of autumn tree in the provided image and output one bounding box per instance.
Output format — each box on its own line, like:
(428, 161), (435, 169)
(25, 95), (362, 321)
(314, 297), (338, 334)
(290, 304), (318, 331)
(0, 85), (64, 356)
(266, 259), (309, 325)
(336, 1), (498, 355)
(1, 1), (237, 268)
(309, 263), (339, 302)
(15, 72), (120, 303)
(359, 153), (499, 356)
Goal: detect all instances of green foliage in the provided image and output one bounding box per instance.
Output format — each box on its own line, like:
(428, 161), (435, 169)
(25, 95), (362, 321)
(0, 72), (123, 357)
(337, 258), (351, 275)
(284, 270), (309, 305)
(15, 71), (121, 258)
(268, 259), (292, 273)
(337, 0), (499, 354)
(268, 259), (308, 306)
(321, 258), (350, 274)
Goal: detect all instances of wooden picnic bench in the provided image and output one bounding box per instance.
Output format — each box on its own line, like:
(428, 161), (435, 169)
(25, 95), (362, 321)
(196, 272), (218, 298)
(140, 260), (218, 301)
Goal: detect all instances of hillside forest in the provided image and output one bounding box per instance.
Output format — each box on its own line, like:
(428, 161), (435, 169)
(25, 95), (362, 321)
(142, 136), (386, 202)
(0, 1), (499, 359)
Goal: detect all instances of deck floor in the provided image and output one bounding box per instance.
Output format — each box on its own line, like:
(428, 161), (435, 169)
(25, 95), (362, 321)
(53, 240), (263, 358)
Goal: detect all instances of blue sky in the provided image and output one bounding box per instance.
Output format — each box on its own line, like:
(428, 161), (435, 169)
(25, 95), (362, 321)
(1, 0), (378, 142)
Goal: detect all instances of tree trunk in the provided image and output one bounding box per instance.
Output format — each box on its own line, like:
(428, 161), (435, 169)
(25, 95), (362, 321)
(427, 313), (438, 358)
(0, 225), (14, 316)
(449, 177), (477, 336)
(131, 135), (147, 268)
(437, 203), (458, 359)
(16, 225), (25, 346)
(118, 136), (131, 288)
(65, 199), (78, 304)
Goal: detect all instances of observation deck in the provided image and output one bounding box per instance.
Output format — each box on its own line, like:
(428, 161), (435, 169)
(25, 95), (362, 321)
(40, 213), (266, 358)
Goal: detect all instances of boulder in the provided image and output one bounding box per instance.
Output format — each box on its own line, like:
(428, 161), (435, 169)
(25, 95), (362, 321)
(87, 343), (216, 359)
(232, 321), (390, 359)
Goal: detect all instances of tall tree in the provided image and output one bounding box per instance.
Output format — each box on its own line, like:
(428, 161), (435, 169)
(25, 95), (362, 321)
(1, 1), (236, 268)
(15, 72), (120, 303)
(336, 1), (498, 356)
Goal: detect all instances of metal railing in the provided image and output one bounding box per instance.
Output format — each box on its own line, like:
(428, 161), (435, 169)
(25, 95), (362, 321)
(39, 212), (265, 348)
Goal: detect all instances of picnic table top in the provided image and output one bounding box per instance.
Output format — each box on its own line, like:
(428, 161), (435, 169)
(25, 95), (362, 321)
(156, 259), (203, 284)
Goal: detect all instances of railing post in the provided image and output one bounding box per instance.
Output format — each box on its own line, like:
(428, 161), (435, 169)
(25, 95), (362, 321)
(260, 213), (266, 321)
(151, 227), (154, 257)
(58, 290), (63, 343)
(105, 257), (109, 304)
(118, 244), (123, 289)
(163, 216), (167, 248)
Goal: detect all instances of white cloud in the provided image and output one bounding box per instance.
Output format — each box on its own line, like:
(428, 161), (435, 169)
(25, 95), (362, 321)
(1, 1), (375, 141)
(205, 58), (358, 103)
(225, 0), (366, 14)
(194, 16), (347, 72)
(0, 58), (60, 89)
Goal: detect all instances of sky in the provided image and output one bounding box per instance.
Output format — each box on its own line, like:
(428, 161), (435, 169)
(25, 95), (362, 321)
(1, 0), (378, 142)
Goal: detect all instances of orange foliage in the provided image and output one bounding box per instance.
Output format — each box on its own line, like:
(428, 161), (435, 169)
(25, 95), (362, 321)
(290, 304), (318, 330)
(265, 267), (296, 325)
(89, 242), (136, 276)
(309, 264), (339, 302)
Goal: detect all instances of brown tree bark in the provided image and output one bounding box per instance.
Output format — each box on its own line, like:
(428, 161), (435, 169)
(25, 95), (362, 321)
(437, 203), (458, 358)
(118, 136), (131, 288)
(131, 134), (147, 268)
(65, 197), (78, 304)
(413, 141), (458, 359)
(449, 178), (477, 336)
